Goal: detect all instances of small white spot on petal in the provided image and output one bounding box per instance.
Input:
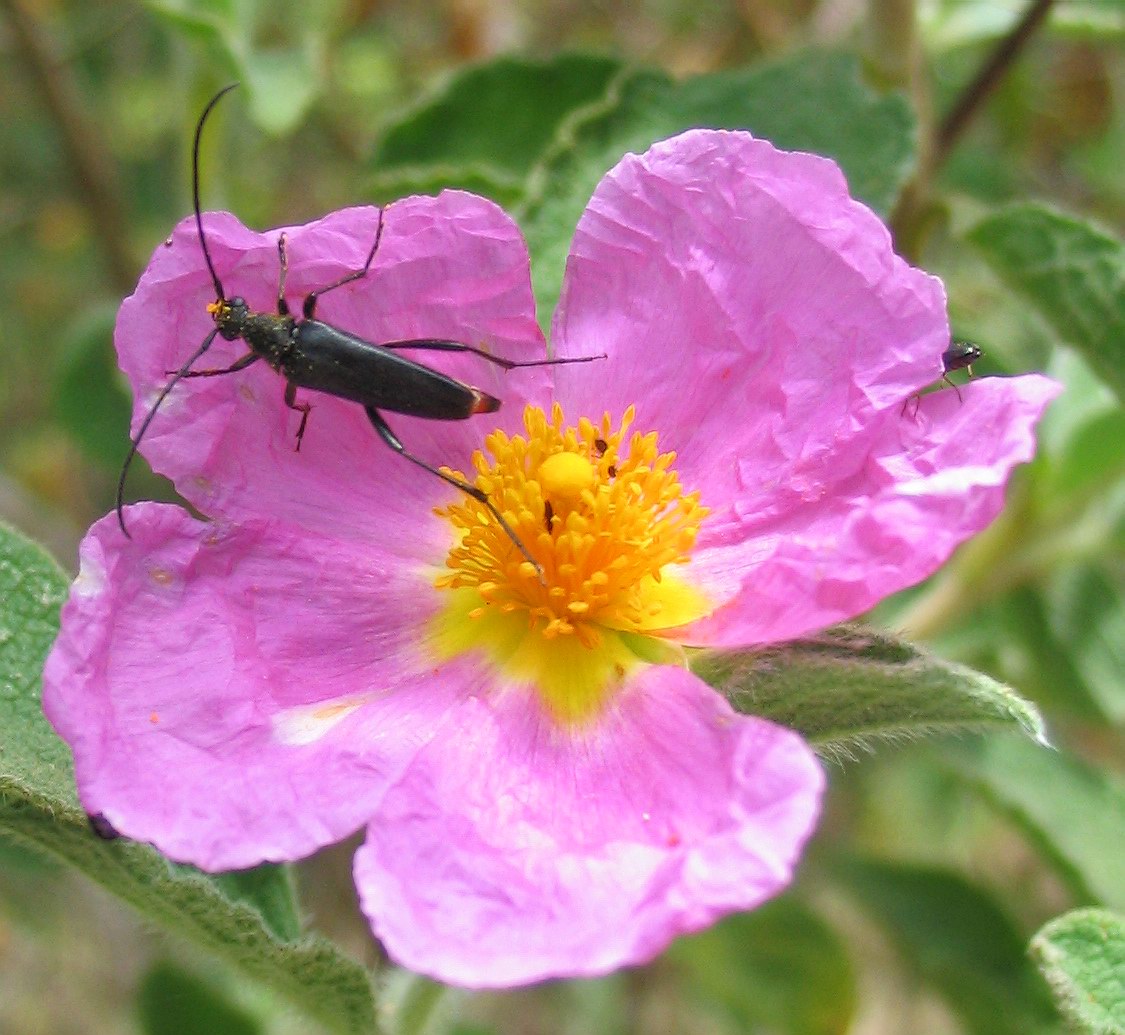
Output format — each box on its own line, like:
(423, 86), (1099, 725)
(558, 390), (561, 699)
(898, 467), (1001, 495)
(74, 555), (107, 598)
(273, 693), (377, 745)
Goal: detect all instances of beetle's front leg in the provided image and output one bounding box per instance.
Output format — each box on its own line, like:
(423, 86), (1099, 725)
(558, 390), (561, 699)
(174, 353), (261, 378)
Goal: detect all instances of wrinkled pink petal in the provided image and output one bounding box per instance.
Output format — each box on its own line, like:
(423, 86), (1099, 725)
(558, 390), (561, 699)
(681, 373), (1060, 646)
(548, 128), (1058, 644)
(354, 665), (824, 987)
(43, 504), (462, 869)
(117, 196), (547, 543)
(551, 129), (948, 503)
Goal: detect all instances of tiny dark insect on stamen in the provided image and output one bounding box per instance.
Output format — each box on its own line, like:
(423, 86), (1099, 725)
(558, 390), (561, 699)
(593, 436), (617, 478)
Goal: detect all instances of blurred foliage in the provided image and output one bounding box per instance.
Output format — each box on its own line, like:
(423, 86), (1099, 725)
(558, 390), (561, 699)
(0, 0), (1122, 1033)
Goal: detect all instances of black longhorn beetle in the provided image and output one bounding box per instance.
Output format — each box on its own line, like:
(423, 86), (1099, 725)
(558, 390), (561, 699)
(117, 84), (601, 571)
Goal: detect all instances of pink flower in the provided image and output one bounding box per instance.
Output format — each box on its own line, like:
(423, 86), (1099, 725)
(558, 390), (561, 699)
(44, 130), (1057, 987)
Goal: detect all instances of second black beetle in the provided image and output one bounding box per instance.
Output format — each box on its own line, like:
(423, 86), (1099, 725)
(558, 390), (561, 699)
(118, 85), (599, 570)
(939, 339), (982, 396)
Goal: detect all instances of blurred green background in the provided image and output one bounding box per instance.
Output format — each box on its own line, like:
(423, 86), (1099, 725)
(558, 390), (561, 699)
(1, 1), (1122, 1033)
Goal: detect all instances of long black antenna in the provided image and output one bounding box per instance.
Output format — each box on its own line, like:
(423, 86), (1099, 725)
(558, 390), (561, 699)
(115, 84), (240, 536)
(194, 83), (239, 300)
(116, 331), (219, 536)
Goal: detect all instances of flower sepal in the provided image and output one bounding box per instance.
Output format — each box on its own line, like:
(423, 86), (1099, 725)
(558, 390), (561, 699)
(692, 624), (1046, 761)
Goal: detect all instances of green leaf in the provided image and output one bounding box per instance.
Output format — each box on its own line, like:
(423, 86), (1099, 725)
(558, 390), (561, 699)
(944, 737), (1125, 912)
(141, 1), (321, 134)
(140, 0), (246, 84)
(0, 522), (377, 1035)
(380, 971), (462, 1035)
(1031, 908), (1125, 1035)
(53, 304), (132, 470)
(240, 45), (321, 136)
(522, 50), (916, 324)
(203, 864), (301, 943)
(691, 625), (1046, 761)
(1037, 349), (1118, 459)
(140, 0), (240, 43)
(836, 858), (1058, 1035)
(138, 959), (262, 1035)
(1044, 566), (1125, 724)
(369, 53), (622, 203)
(670, 896), (856, 1035)
(989, 587), (1109, 721)
(968, 205), (1125, 400)
(1049, 408), (1125, 503)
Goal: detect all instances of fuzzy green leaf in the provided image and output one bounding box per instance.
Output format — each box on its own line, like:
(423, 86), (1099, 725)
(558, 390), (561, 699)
(369, 53), (622, 204)
(53, 305), (132, 470)
(692, 625), (1046, 761)
(138, 959), (263, 1035)
(141, 1), (321, 133)
(1031, 908), (1125, 1035)
(670, 897), (856, 1035)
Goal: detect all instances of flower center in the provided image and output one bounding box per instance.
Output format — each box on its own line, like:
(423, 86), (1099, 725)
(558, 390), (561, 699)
(430, 404), (711, 723)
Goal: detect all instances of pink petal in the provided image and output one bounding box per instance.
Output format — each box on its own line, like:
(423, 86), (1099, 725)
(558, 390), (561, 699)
(550, 129), (948, 512)
(683, 373), (1061, 646)
(117, 196), (547, 541)
(354, 665), (824, 987)
(42, 504), (463, 869)
(547, 129), (1057, 644)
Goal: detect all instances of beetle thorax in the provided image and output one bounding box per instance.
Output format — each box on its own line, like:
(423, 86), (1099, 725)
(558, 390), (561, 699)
(241, 311), (296, 366)
(208, 296), (295, 367)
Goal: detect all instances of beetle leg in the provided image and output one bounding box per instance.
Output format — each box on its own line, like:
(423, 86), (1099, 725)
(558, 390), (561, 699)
(302, 207), (387, 320)
(374, 338), (606, 372)
(940, 373), (964, 402)
(285, 381), (312, 450)
(366, 407), (544, 581)
(276, 233), (290, 316)
(174, 353), (260, 378)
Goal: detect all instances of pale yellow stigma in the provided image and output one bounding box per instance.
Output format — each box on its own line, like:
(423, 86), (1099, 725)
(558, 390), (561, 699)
(430, 403), (711, 723)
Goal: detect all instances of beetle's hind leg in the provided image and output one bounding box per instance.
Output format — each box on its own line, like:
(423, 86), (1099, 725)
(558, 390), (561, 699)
(366, 407), (543, 580)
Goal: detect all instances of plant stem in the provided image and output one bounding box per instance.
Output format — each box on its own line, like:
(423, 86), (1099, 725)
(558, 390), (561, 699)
(867, 0), (922, 93)
(0, 0), (135, 292)
(934, 0), (1057, 170)
(889, 0), (1056, 258)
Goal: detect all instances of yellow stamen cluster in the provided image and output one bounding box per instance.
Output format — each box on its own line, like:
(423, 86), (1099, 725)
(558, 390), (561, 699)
(435, 403), (708, 643)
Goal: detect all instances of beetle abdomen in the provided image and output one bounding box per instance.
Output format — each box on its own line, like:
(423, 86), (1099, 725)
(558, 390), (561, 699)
(289, 322), (498, 419)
